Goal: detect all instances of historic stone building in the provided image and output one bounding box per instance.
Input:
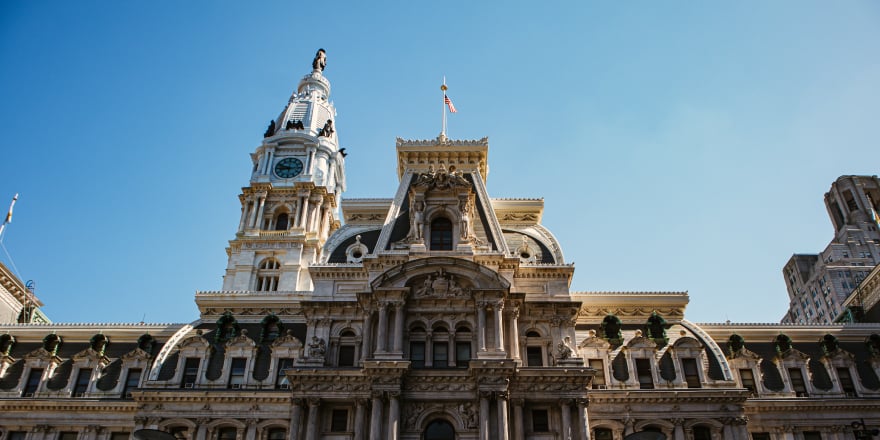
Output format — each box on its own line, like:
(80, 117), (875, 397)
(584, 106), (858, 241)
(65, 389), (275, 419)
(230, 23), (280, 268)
(781, 176), (880, 324)
(1, 51), (880, 440)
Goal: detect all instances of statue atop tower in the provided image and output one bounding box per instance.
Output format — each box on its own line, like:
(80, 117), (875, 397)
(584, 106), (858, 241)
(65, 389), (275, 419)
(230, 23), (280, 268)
(312, 48), (326, 72)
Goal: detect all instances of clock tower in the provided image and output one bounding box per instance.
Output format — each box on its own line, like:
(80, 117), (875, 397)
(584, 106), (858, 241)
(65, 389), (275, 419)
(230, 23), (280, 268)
(219, 49), (346, 293)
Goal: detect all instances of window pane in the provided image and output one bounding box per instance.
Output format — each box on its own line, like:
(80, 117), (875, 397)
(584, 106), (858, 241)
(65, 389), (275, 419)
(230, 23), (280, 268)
(229, 358), (246, 387)
(636, 358), (654, 389)
(693, 426), (712, 440)
(331, 409), (349, 432)
(338, 345), (356, 367)
(73, 369), (92, 396)
(532, 410), (549, 432)
(803, 432), (822, 440)
(589, 359), (606, 388)
(837, 367), (856, 395)
(276, 358), (294, 388)
(123, 368), (142, 398)
(430, 218), (453, 250)
(682, 358), (701, 388)
(526, 347), (543, 367)
(739, 368), (756, 394)
(594, 428), (613, 440)
(788, 368), (807, 396)
(433, 343), (448, 368)
(411, 342), (425, 368)
(456, 342), (471, 366)
(23, 368), (43, 396)
(182, 358), (200, 388)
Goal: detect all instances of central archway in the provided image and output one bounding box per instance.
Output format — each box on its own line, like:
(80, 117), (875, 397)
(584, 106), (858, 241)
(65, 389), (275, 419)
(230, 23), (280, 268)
(424, 419), (455, 440)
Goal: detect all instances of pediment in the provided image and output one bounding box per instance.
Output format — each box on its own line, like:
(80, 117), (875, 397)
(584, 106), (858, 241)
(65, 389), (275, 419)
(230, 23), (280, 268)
(825, 348), (855, 362)
(728, 347), (761, 361)
(272, 333), (303, 349)
(121, 348), (152, 362)
(672, 337), (703, 349)
(779, 348), (809, 361)
(24, 347), (57, 361)
(626, 336), (657, 349)
(225, 334), (256, 349)
(371, 257), (509, 291)
(72, 348), (108, 363)
(409, 268), (472, 299)
(579, 336), (611, 349)
(178, 335), (210, 350)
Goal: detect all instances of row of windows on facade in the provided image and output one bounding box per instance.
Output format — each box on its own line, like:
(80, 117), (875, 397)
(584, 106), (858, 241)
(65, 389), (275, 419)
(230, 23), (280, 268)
(3, 428), (290, 440)
(19, 365), (143, 398)
(251, 217), (491, 290)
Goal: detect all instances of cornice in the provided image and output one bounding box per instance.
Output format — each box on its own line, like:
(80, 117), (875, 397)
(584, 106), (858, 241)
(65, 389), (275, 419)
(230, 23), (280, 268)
(744, 398), (880, 413)
(588, 390), (750, 405)
(698, 323), (880, 341)
(0, 399), (138, 412)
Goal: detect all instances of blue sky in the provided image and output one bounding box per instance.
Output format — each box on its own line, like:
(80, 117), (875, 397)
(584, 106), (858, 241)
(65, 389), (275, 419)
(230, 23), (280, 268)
(1, 2), (878, 324)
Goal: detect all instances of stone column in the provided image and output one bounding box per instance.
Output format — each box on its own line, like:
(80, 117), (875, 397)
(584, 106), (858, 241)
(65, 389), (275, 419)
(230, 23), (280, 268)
(493, 301), (505, 352)
(508, 307), (520, 360)
(496, 392), (510, 440)
(560, 399), (572, 440)
(304, 398), (320, 440)
(671, 418), (685, 440)
(376, 304), (389, 353)
(448, 331), (457, 367)
(245, 420), (257, 440)
(82, 426), (100, 440)
(247, 196), (259, 228)
(776, 427), (796, 440)
(477, 302), (487, 352)
(425, 331), (434, 367)
(623, 418), (634, 436)
(392, 302), (405, 353)
(195, 421), (209, 440)
(369, 391), (384, 440)
(576, 398), (591, 440)
(238, 202), (250, 232)
(298, 196), (310, 228)
(353, 399), (367, 440)
(255, 193), (267, 231)
(288, 399), (304, 440)
(387, 392), (400, 440)
(479, 391), (491, 440)
(361, 308), (373, 363)
(511, 399), (525, 440)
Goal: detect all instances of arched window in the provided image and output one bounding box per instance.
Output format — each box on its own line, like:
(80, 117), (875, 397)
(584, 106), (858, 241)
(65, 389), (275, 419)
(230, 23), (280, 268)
(257, 258), (281, 291)
(337, 330), (357, 367)
(693, 426), (712, 440)
(430, 218), (453, 250)
(215, 428), (236, 440)
(593, 428), (613, 440)
(275, 213), (289, 230)
(266, 428), (286, 440)
(424, 420), (455, 440)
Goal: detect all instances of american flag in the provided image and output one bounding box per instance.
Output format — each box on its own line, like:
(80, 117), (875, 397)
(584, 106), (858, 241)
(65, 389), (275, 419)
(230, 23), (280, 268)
(444, 95), (457, 113)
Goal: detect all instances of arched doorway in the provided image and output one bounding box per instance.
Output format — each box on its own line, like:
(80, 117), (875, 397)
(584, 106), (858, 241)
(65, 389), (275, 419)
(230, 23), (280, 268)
(424, 419), (455, 440)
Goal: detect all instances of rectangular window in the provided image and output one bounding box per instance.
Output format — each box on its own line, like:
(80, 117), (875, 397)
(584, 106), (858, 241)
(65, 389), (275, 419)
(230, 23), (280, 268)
(456, 342), (471, 367)
(330, 409), (349, 432)
(589, 359), (606, 389)
(58, 433), (78, 440)
(739, 368), (757, 394)
(750, 434), (771, 440)
(228, 358), (246, 388)
(73, 368), (92, 397)
(23, 368), (43, 396)
(593, 428), (613, 440)
(122, 368), (142, 398)
(110, 434), (131, 440)
(526, 346), (543, 367)
(338, 345), (355, 367)
(681, 358), (701, 388)
(837, 367), (856, 396)
(433, 342), (448, 368)
(788, 368), (807, 396)
(803, 432), (822, 440)
(276, 358), (294, 388)
(410, 342), (425, 368)
(181, 357), (200, 388)
(8, 432), (27, 440)
(531, 409), (549, 432)
(635, 358), (654, 389)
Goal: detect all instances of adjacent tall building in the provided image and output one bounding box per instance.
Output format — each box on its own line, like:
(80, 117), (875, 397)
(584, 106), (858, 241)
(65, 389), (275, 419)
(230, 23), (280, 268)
(1, 51), (880, 440)
(782, 176), (880, 324)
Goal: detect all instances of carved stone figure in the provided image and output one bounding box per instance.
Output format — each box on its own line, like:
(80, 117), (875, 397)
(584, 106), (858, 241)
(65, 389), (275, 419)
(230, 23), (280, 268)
(415, 274), (434, 297)
(460, 200), (471, 239)
(411, 200), (424, 240)
(318, 119), (334, 138)
(308, 336), (326, 358)
(312, 48), (326, 72)
(264, 120), (276, 138)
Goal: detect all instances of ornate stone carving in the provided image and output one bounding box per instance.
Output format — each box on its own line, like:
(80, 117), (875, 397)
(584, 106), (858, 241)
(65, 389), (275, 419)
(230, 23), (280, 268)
(413, 268), (470, 298)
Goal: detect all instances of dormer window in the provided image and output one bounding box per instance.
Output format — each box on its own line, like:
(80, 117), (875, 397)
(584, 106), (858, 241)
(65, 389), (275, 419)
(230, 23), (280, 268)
(430, 218), (453, 250)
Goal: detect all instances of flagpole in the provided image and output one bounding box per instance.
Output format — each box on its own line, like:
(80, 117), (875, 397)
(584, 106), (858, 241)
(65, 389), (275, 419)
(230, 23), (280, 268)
(441, 76), (448, 137)
(0, 193), (18, 240)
